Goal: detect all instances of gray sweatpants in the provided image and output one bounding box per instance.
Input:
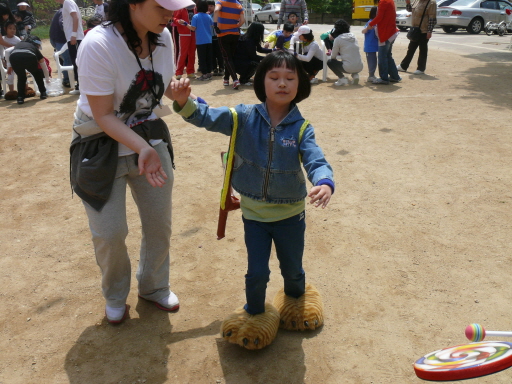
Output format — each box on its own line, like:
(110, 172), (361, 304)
(82, 141), (174, 309)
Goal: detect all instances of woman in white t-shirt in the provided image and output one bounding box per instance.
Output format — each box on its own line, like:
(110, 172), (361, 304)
(72, 0), (196, 324)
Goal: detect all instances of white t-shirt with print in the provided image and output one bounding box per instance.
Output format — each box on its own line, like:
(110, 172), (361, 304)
(62, 0), (85, 41)
(76, 25), (175, 155)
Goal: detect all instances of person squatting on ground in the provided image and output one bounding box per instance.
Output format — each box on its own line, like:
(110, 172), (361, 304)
(70, 0), (202, 325)
(233, 21), (272, 85)
(362, 6), (379, 82)
(277, 0), (308, 30)
(397, 0), (437, 75)
(213, 0), (245, 89)
(173, 4), (197, 78)
(290, 26), (324, 84)
(55, 0), (84, 94)
(171, 50), (334, 350)
(5, 35), (50, 104)
(326, 19), (364, 86)
(190, 0), (213, 80)
(367, 0), (401, 84)
(264, 22), (294, 50)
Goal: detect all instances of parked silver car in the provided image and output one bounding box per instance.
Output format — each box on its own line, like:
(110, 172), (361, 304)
(254, 2), (281, 23)
(437, 0), (512, 33)
(396, 0), (458, 31)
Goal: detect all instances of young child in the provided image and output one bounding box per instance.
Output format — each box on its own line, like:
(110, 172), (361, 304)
(84, 16), (102, 35)
(362, 6), (378, 82)
(190, 1), (213, 80)
(326, 19), (364, 86)
(286, 12), (299, 31)
(173, 5), (197, 79)
(264, 22), (294, 50)
(13, 12), (28, 40)
(1, 21), (22, 93)
(171, 50), (334, 350)
(207, 0), (223, 76)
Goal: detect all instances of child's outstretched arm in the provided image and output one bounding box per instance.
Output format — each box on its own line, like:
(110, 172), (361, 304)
(308, 184), (332, 208)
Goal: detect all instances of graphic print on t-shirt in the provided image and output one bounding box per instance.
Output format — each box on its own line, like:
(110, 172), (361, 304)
(116, 68), (164, 127)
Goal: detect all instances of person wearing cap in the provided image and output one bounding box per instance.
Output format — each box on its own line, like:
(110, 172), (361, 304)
(71, 0), (199, 325)
(15, 2), (36, 32)
(55, 0), (85, 95)
(213, 0), (245, 89)
(277, 0), (308, 30)
(288, 26), (323, 84)
(5, 35), (50, 104)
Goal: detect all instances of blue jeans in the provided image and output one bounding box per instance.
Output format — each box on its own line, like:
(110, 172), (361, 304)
(378, 39), (400, 81)
(242, 212), (306, 315)
(52, 40), (72, 82)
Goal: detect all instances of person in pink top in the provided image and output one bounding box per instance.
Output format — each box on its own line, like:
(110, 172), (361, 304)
(367, 0), (401, 84)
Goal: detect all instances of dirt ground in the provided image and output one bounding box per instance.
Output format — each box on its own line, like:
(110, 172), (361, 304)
(1, 31), (512, 384)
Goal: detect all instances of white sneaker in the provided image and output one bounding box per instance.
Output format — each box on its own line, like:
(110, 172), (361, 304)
(310, 78), (319, 84)
(397, 65), (406, 72)
(334, 78), (349, 86)
(105, 304), (128, 324)
(155, 291), (180, 311)
(69, 89), (80, 95)
(413, 70), (425, 75)
(367, 76), (377, 82)
(351, 73), (359, 85)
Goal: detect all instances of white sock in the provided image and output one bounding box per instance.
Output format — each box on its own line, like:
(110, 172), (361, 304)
(106, 305), (125, 321)
(157, 291), (179, 308)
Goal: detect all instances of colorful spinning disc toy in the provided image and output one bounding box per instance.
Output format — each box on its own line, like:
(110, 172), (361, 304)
(413, 341), (512, 381)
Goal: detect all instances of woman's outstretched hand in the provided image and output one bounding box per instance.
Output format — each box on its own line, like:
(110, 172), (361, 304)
(138, 146), (168, 187)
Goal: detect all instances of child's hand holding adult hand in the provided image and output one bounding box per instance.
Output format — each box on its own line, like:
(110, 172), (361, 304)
(308, 185), (332, 208)
(170, 77), (191, 108)
(138, 146), (167, 187)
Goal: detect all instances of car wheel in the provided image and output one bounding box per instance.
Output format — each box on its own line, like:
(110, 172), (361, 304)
(442, 26), (458, 33)
(254, 15), (259, 22)
(466, 17), (483, 34)
(398, 26), (408, 31)
(268, 15), (274, 23)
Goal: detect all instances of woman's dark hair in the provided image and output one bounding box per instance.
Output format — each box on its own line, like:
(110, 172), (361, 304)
(369, 6), (377, 20)
(301, 31), (314, 42)
(282, 22), (294, 32)
(334, 19), (350, 35)
(196, 1), (208, 13)
(241, 21), (265, 44)
(253, 50), (311, 104)
(105, 0), (163, 54)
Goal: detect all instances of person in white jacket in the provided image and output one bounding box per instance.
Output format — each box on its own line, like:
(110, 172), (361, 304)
(289, 26), (324, 84)
(327, 19), (364, 86)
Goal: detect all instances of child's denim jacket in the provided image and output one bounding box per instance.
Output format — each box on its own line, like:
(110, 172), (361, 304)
(177, 100), (334, 204)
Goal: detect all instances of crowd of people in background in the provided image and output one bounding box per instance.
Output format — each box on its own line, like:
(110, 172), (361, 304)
(0, 0), (438, 104)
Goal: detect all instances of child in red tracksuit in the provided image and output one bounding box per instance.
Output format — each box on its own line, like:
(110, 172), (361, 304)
(173, 6), (197, 78)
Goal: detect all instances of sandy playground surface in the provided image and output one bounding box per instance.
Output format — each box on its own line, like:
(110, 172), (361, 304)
(1, 30), (512, 384)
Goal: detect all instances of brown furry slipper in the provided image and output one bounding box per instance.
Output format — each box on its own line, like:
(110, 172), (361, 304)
(4, 90), (18, 100)
(25, 87), (36, 97)
(273, 283), (324, 331)
(221, 303), (280, 350)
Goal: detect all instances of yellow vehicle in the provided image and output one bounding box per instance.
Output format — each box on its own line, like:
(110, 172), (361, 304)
(352, 0), (377, 20)
(352, 0), (406, 20)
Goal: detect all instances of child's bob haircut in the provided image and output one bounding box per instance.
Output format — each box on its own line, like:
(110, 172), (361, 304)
(282, 22), (294, 32)
(253, 50), (311, 104)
